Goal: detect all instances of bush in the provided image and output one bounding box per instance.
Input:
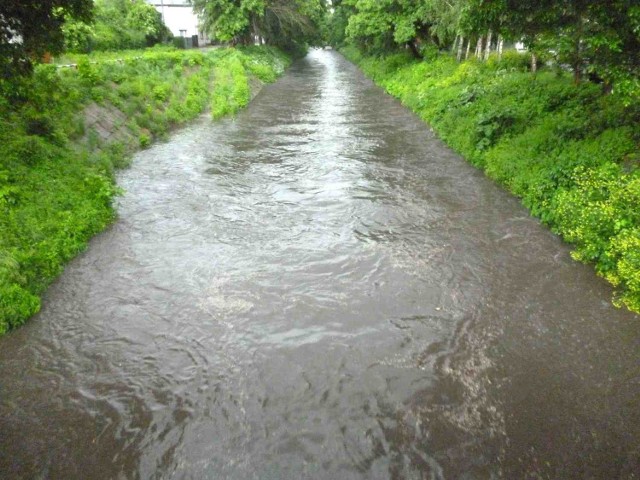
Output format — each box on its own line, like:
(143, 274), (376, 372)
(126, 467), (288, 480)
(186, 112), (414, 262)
(0, 46), (291, 334)
(486, 50), (532, 72)
(0, 284), (40, 334)
(172, 37), (186, 50)
(344, 46), (640, 313)
(211, 51), (270, 119)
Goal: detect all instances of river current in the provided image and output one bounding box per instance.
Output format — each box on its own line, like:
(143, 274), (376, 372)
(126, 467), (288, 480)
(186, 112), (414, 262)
(1, 50), (638, 479)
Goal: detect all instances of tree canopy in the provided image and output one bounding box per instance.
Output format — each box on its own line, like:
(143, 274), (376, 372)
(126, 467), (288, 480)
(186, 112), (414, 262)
(0, 0), (92, 78)
(191, 0), (326, 50)
(460, 0), (640, 88)
(329, 0), (640, 96)
(64, 0), (172, 53)
(332, 0), (464, 54)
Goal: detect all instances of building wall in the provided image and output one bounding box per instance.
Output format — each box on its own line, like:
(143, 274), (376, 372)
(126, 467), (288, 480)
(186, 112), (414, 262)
(146, 0), (209, 44)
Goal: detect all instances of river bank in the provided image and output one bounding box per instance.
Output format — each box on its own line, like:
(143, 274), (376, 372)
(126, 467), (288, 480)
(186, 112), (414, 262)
(0, 46), (290, 333)
(341, 46), (640, 314)
(1, 49), (637, 479)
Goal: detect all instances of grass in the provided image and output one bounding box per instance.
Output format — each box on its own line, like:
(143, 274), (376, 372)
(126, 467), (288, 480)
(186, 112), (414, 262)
(342, 45), (640, 313)
(0, 45), (291, 334)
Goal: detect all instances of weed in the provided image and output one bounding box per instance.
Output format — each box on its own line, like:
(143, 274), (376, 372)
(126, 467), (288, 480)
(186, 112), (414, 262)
(343, 46), (640, 313)
(0, 46), (291, 333)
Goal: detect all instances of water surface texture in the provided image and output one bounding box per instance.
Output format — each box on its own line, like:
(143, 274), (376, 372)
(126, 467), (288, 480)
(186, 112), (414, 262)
(1, 50), (639, 479)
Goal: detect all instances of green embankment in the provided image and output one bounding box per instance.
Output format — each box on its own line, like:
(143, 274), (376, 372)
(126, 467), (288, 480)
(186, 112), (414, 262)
(342, 46), (640, 314)
(0, 46), (290, 334)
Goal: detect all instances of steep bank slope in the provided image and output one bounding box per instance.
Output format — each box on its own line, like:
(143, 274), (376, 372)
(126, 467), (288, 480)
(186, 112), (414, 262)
(0, 47), (290, 333)
(342, 46), (640, 314)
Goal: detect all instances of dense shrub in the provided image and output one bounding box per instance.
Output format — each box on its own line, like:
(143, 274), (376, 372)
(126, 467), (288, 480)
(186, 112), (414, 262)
(0, 46), (290, 333)
(64, 0), (172, 53)
(211, 52), (250, 118)
(342, 45), (640, 313)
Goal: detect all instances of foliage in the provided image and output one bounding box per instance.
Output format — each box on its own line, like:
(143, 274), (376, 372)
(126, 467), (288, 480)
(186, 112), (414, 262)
(331, 1), (639, 102)
(0, 46), (290, 334)
(63, 0), (172, 53)
(191, 0), (325, 51)
(193, 0), (265, 42)
(460, 1), (640, 97)
(343, 45), (640, 312)
(211, 52), (250, 118)
(326, 0), (354, 47)
(337, 0), (464, 56)
(0, 0), (93, 78)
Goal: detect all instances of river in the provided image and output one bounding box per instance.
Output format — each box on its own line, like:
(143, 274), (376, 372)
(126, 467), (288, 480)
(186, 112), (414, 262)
(1, 49), (639, 479)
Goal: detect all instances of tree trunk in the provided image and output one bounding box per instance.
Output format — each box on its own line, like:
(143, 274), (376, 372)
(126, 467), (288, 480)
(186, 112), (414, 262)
(475, 36), (483, 59)
(573, 66), (581, 84)
(531, 52), (538, 74)
(407, 41), (423, 59)
(497, 35), (504, 61)
(251, 15), (260, 44)
(483, 30), (493, 61)
(452, 35), (459, 55)
(573, 15), (584, 85)
(465, 39), (472, 59)
(457, 36), (465, 62)
(573, 38), (582, 84)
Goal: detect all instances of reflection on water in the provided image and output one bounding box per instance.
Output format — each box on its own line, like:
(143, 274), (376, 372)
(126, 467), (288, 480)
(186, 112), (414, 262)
(1, 50), (639, 479)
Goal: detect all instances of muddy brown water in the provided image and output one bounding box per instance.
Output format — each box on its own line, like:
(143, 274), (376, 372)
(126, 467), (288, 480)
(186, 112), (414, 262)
(1, 50), (639, 479)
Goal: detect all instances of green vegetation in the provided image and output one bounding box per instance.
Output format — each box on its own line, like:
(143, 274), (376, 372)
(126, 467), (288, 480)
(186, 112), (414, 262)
(211, 52), (251, 118)
(1, 0), (93, 78)
(191, 0), (326, 52)
(0, 46), (290, 334)
(2, 0), (639, 329)
(330, 0), (639, 101)
(342, 46), (640, 312)
(329, 1), (640, 313)
(64, 0), (172, 53)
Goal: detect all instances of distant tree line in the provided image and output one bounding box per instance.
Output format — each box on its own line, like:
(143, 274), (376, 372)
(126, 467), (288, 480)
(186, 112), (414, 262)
(1, 0), (171, 78)
(3, 0), (637, 95)
(0, 0), (93, 78)
(190, 0), (327, 52)
(64, 0), (172, 53)
(1, 0), (328, 80)
(328, 0), (640, 96)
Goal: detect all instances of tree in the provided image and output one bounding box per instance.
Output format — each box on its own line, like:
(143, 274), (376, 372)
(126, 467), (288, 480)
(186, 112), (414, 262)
(0, 0), (93, 78)
(192, 0), (265, 43)
(576, 1), (640, 96)
(191, 0), (325, 50)
(345, 0), (432, 56)
(326, 0), (356, 47)
(342, 0), (465, 57)
(126, 0), (172, 45)
(330, 0), (639, 99)
(462, 0), (640, 92)
(262, 0), (326, 49)
(62, 0), (172, 53)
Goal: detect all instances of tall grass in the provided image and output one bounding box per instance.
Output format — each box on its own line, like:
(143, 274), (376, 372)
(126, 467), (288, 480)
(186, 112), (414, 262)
(0, 46), (291, 333)
(342, 45), (640, 313)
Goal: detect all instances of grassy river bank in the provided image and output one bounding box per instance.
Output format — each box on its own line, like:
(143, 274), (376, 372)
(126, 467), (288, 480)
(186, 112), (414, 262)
(0, 46), (290, 334)
(342, 46), (640, 314)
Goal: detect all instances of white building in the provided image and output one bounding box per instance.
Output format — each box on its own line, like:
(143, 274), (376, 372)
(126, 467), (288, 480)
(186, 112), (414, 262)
(515, 41), (527, 53)
(146, 0), (209, 46)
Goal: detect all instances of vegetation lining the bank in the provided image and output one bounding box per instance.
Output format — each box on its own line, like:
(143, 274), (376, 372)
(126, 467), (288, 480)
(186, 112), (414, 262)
(342, 46), (640, 313)
(0, 46), (290, 334)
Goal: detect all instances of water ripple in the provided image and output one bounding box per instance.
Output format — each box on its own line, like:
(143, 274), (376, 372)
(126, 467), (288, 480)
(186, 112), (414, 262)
(0, 49), (639, 480)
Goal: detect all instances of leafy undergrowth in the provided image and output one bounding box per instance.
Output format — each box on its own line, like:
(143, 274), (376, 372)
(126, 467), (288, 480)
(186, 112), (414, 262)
(342, 45), (640, 314)
(0, 46), (290, 334)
